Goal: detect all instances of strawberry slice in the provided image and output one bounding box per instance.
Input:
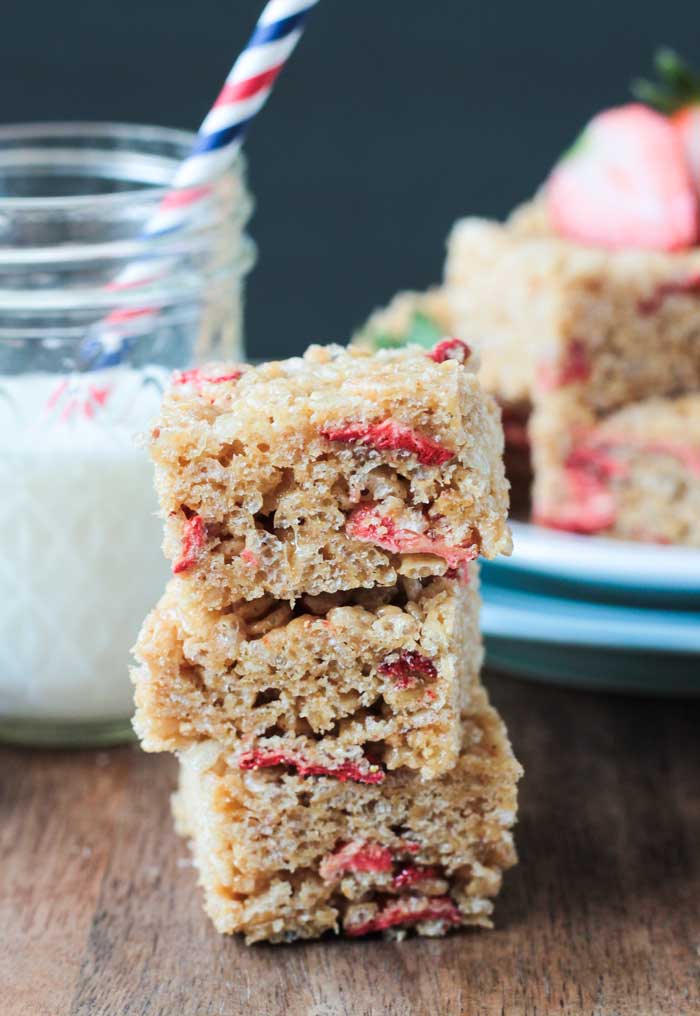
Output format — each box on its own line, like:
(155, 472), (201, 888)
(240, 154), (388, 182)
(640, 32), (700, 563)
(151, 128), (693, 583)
(321, 418), (453, 467)
(346, 504), (477, 569)
(672, 105), (700, 193)
(344, 896), (462, 937)
(172, 515), (207, 574)
(632, 49), (700, 194)
(238, 748), (385, 784)
(378, 650), (437, 690)
(547, 104), (698, 251)
(319, 841), (394, 881)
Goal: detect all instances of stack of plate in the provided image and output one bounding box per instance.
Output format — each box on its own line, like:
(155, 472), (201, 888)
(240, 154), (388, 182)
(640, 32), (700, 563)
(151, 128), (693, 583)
(481, 522), (700, 694)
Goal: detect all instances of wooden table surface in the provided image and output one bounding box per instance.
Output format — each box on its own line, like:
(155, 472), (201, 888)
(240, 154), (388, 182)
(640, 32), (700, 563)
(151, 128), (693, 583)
(3, 671), (699, 1016)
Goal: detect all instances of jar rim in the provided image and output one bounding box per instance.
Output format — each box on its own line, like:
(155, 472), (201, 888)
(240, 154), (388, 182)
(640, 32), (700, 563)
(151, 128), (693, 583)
(0, 121), (255, 316)
(0, 121), (230, 210)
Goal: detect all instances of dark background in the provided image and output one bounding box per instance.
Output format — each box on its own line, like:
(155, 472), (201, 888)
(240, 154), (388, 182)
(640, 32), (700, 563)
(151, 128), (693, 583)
(1, 1), (697, 358)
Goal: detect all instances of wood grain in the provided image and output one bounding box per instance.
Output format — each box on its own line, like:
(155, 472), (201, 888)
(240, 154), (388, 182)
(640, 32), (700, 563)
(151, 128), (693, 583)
(2, 672), (699, 1016)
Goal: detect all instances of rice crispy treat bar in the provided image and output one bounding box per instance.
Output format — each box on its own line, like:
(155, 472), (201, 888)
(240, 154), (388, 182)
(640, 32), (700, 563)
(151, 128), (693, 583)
(133, 569), (482, 780)
(445, 201), (700, 535)
(150, 344), (511, 609)
(445, 200), (700, 414)
(532, 393), (700, 542)
(172, 687), (521, 944)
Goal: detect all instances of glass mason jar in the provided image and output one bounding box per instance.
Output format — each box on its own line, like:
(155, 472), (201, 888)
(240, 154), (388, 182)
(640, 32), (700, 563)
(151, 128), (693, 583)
(0, 122), (255, 747)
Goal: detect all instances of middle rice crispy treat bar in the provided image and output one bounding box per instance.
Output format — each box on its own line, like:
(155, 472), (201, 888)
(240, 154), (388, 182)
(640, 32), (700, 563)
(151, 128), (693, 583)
(172, 687), (522, 944)
(149, 344), (511, 611)
(133, 569), (482, 781)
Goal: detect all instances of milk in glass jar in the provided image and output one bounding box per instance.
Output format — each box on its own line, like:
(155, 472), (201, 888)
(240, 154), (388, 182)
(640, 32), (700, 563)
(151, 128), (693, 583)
(0, 123), (254, 745)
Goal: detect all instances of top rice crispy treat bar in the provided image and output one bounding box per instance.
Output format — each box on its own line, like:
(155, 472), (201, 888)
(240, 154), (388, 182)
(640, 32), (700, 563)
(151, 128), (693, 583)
(172, 685), (522, 944)
(150, 344), (511, 609)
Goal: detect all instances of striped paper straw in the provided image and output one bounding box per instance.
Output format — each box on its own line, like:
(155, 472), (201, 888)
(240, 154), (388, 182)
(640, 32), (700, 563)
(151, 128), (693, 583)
(84, 0), (319, 367)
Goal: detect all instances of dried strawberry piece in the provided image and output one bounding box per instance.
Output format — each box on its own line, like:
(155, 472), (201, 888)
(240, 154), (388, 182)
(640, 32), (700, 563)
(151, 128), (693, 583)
(345, 896), (462, 937)
(320, 841), (393, 881)
(172, 515), (207, 574)
(536, 340), (590, 391)
(393, 865), (439, 890)
(378, 650), (437, 690)
(238, 749), (384, 784)
(444, 560), (471, 585)
(398, 840), (421, 854)
(346, 504), (477, 569)
(533, 443), (624, 535)
(638, 271), (700, 315)
(240, 548), (259, 569)
(320, 418), (453, 467)
(428, 338), (471, 364)
(173, 367), (242, 387)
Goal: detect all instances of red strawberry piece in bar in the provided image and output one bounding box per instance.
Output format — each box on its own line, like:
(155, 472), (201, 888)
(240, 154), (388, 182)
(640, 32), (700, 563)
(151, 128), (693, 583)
(319, 841), (394, 881)
(534, 444), (624, 535)
(393, 865), (439, 890)
(547, 104), (699, 251)
(428, 338), (471, 364)
(444, 560), (472, 585)
(346, 504), (477, 569)
(638, 271), (700, 314)
(240, 548), (259, 569)
(173, 367), (243, 387)
(320, 418), (453, 467)
(172, 515), (207, 574)
(536, 340), (591, 391)
(344, 896), (462, 937)
(238, 748), (385, 784)
(378, 650), (437, 690)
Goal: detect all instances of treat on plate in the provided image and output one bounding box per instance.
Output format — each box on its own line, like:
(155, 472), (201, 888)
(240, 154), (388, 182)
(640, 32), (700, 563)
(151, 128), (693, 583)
(133, 569), (482, 780)
(172, 687), (522, 943)
(444, 92), (700, 543)
(149, 344), (511, 609)
(532, 392), (700, 541)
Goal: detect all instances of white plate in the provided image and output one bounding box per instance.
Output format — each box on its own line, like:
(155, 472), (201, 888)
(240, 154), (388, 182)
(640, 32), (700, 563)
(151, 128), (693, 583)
(485, 521), (700, 601)
(481, 583), (700, 694)
(482, 584), (700, 652)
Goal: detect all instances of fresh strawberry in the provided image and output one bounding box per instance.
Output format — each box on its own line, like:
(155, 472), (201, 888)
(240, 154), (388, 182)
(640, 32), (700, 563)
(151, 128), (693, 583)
(546, 103), (698, 251)
(633, 48), (700, 192)
(672, 106), (700, 192)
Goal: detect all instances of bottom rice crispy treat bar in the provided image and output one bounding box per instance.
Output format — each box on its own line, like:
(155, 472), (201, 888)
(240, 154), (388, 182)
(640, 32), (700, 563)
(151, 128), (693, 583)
(133, 569), (481, 781)
(531, 393), (700, 544)
(173, 687), (522, 944)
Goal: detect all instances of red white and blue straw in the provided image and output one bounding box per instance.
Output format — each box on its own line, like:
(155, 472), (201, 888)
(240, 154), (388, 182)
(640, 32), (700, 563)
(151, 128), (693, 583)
(85, 0), (319, 366)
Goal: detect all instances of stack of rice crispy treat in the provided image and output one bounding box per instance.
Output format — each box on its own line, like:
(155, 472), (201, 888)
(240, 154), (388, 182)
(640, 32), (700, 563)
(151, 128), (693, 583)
(132, 343), (522, 944)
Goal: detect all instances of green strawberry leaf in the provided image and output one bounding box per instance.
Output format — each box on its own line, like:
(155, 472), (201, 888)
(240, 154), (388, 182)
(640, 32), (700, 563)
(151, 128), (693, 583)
(632, 47), (700, 113)
(370, 312), (443, 351)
